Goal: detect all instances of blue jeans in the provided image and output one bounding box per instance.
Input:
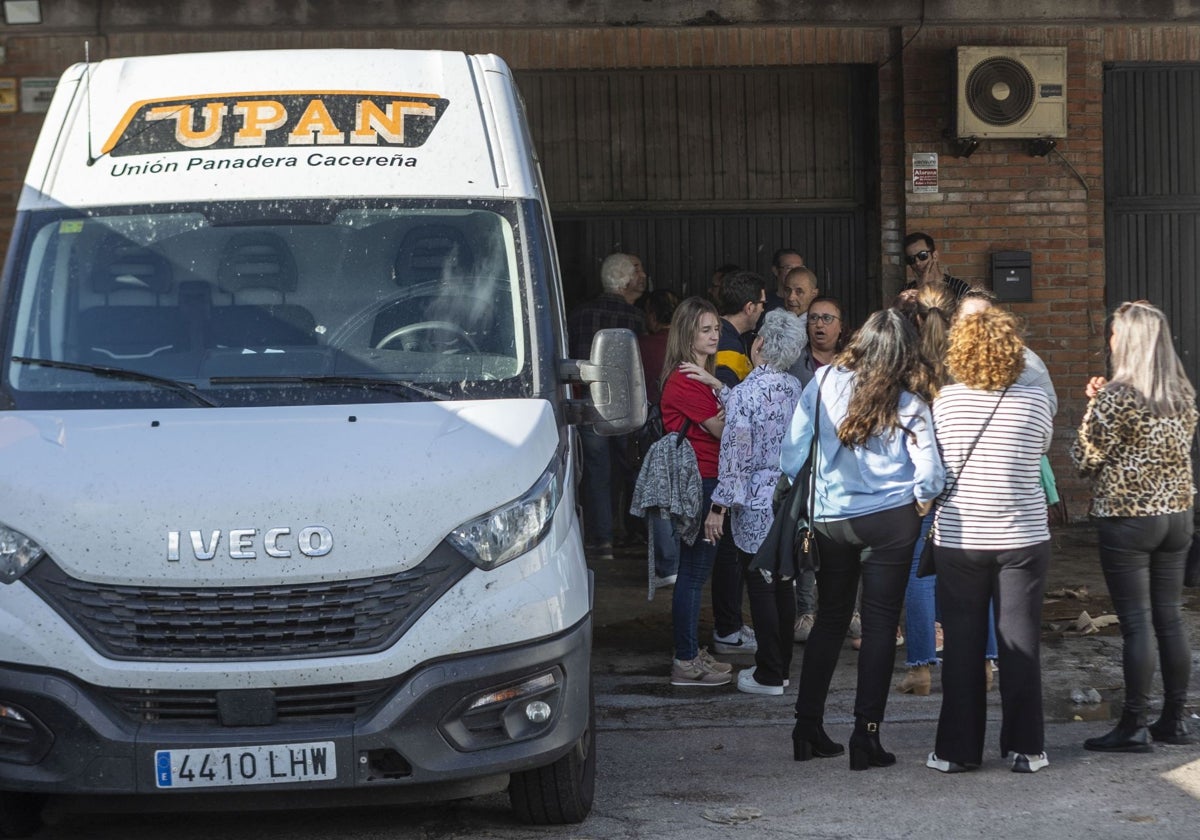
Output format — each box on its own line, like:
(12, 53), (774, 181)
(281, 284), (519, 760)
(672, 478), (719, 661)
(911, 513), (1000, 665)
(651, 515), (679, 578)
(904, 513), (938, 666)
(579, 426), (613, 545)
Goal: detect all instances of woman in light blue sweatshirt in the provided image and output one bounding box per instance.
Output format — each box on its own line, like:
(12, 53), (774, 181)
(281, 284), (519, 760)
(781, 308), (945, 770)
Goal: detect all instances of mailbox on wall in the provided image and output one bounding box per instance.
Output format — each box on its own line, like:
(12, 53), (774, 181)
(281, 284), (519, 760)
(991, 250), (1032, 302)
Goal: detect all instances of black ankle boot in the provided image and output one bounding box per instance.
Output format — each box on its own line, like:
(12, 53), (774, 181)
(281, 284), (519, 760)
(1083, 710), (1153, 753)
(1149, 702), (1198, 745)
(848, 719), (896, 770)
(792, 721), (845, 761)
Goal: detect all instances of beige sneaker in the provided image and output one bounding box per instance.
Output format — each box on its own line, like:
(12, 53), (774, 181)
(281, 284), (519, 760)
(670, 655), (733, 686)
(697, 646), (732, 674)
(793, 613), (815, 643)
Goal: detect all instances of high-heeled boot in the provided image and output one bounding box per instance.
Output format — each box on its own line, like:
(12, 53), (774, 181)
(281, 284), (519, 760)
(792, 720), (845, 761)
(848, 718), (896, 770)
(894, 664), (931, 696)
(1149, 702), (1198, 745)
(1083, 709), (1152, 753)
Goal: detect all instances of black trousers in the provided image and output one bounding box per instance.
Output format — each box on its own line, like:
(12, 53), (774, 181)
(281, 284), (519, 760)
(1096, 511), (1193, 714)
(794, 503), (919, 726)
(933, 541), (1050, 765)
(738, 548), (796, 686)
(712, 528), (745, 638)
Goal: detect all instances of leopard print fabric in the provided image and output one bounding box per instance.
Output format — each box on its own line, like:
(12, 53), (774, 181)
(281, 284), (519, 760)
(1071, 384), (1197, 517)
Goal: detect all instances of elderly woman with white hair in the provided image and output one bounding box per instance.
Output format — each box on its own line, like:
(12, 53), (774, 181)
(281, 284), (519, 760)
(699, 309), (808, 695)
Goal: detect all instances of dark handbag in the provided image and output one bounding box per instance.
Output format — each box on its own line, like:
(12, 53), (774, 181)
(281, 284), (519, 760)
(915, 522), (936, 578)
(915, 387), (1010, 579)
(1186, 530), (1200, 588)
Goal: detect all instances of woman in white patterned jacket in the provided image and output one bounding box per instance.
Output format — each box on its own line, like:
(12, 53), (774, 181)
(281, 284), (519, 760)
(701, 309), (808, 696)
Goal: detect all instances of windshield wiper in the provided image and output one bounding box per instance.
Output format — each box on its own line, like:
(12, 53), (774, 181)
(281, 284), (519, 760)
(11, 357), (220, 407)
(207, 374), (452, 401)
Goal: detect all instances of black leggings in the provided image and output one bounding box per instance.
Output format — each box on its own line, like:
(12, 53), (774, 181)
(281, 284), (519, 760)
(1096, 511), (1193, 714)
(793, 503), (920, 725)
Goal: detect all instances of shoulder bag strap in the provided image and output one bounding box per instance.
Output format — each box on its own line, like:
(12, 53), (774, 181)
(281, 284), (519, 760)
(806, 367), (834, 524)
(930, 385), (1010, 525)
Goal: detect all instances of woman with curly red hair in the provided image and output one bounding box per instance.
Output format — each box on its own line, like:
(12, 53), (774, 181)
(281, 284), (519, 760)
(925, 307), (1054, 775)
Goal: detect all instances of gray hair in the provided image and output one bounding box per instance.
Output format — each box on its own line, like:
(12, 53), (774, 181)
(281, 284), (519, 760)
(757, 308), (807, 371)
(600, 253), (636, 294)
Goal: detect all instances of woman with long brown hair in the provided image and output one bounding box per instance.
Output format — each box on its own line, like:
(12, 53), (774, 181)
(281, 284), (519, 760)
(780, 308), (944, 769)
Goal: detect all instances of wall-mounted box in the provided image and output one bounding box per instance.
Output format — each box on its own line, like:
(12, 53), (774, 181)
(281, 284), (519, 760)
(992, 250), (1032, 302)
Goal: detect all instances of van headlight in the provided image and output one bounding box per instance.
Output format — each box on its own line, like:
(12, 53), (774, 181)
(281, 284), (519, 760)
(446, 459), (561, 571)
(0, 525), (45, 584)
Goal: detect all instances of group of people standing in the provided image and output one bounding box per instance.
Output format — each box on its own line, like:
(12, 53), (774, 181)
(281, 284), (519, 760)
(572, 235), (1197, 774)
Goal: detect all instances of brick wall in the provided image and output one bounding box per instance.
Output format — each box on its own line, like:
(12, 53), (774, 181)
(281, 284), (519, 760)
(1, 22), (1197, 514)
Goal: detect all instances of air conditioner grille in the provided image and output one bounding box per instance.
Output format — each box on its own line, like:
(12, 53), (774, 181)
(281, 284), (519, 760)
(966, 57), (1035, 126)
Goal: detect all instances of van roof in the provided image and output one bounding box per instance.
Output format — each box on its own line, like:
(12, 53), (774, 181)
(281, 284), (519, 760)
(21, 49), (542, 209)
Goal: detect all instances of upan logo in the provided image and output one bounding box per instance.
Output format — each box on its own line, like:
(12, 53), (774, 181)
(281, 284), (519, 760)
(103, 91), (449, 157)
(167, 527), (334, 561)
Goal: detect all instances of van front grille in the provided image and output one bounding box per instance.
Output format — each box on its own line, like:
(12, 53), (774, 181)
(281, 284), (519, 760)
(101, 679), (396, 724)
(23, 547), (472, 661)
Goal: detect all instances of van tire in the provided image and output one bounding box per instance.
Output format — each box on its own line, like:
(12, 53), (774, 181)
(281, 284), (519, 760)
(508, 686), (595, 824)
(0, 793), (44, 838)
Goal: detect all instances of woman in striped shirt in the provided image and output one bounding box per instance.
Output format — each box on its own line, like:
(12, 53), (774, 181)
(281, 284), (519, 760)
(925, 308), (1054, 775)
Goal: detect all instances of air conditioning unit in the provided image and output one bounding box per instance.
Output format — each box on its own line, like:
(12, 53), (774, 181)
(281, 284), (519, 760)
(956, 46), (1067, 138)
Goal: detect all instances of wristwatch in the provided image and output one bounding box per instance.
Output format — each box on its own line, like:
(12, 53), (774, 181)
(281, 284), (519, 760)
(710, 504), (727, 517)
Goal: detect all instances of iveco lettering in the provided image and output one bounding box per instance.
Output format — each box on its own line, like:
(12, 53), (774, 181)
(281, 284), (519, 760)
(0, 49), (645, 834)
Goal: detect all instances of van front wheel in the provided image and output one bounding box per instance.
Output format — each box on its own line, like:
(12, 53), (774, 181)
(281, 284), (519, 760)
(508, 688), (595, 825)
(0, 792), (44, 838)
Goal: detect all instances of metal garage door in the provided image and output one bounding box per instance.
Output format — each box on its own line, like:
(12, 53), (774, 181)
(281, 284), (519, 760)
(1104, 64), (1200, 373)
(517, 66), (878, 329)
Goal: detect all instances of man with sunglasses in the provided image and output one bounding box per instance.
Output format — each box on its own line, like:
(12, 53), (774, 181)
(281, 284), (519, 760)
(903, 232), (971, 299)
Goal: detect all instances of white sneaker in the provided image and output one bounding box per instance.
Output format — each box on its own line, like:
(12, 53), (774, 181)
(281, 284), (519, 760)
(737, 666), (784, 696)
(713, 624), (758, 654)
(653, 574), (677, 587)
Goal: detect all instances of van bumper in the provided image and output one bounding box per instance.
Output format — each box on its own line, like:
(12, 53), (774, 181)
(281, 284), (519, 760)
(0, 616), (591, 798)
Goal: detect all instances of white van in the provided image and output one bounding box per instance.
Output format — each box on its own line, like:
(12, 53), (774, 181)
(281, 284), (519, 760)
(0, 49), (643, 834)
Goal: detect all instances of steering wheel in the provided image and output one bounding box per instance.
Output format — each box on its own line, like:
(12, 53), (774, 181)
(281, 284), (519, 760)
(374, 320), (480, 353)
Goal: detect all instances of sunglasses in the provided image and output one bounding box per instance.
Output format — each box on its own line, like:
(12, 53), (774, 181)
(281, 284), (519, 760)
(1116, 299), (1153, 314)
(808, 313), (840, 325)
(905, 250), (932, 266)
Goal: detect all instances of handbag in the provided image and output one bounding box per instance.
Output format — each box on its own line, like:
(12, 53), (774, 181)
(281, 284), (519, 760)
(916, 387), (1009, 579)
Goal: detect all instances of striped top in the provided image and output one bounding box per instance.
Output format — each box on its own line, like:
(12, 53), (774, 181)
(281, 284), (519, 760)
(931, 383), (1053, 550)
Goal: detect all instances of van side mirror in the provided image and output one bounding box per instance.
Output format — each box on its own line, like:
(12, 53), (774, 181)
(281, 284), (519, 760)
(560, 328), (648, 434)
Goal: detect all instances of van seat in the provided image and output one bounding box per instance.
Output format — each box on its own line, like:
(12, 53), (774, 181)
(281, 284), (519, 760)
(212, 233), (317, 347)
(75, 238), (187, 360)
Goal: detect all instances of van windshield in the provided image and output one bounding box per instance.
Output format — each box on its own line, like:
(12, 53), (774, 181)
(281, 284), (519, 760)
(1, 199), (533, 408)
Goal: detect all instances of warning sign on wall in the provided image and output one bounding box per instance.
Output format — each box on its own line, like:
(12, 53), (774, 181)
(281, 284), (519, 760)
(912, 152), (939, 194)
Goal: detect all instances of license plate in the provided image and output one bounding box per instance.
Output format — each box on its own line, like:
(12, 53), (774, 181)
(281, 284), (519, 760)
(154, 741), (336, 789)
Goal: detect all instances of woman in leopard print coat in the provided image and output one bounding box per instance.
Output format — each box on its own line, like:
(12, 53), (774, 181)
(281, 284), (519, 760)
(1072, 300), (1198, 751)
